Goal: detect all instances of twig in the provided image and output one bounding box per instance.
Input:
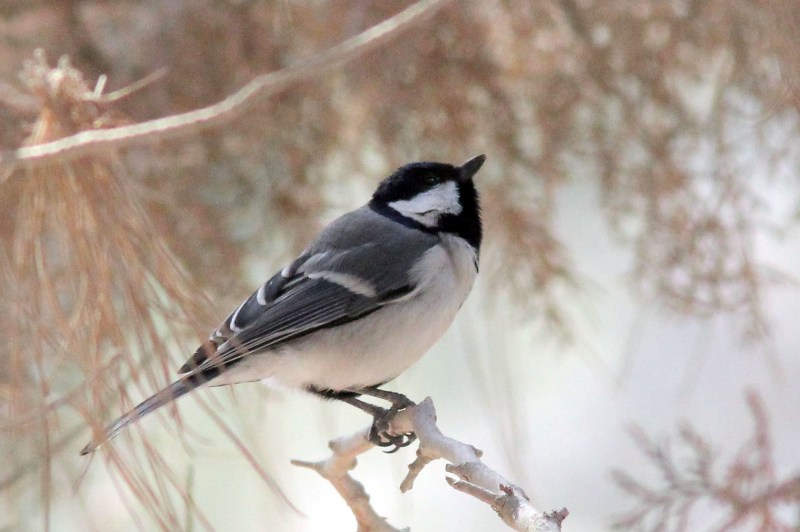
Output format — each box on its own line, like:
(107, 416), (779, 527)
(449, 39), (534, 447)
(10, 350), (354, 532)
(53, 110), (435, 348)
(613, 391), (800, 530)
(291, 428), (404, 532)
(89, 68), (168, 104)
(293, 397), (567, 532)
(0, 0), (452, 175)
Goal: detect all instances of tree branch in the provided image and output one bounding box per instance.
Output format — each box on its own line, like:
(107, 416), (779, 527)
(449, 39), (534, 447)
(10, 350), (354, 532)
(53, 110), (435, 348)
(0, 0), (453, 175)
(292, 429), (403, 532)
(293, 398), (567, 532)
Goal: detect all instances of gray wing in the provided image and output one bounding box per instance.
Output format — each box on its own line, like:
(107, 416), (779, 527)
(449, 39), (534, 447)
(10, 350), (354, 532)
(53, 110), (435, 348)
(178, 206), (438, 375)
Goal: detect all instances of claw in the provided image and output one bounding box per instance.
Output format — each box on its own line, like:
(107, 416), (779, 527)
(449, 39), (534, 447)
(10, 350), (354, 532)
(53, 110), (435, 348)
(367, 405), (416, 452)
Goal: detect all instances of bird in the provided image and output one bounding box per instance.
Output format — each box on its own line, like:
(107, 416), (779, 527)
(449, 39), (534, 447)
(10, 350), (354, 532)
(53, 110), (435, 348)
(81, 154), (486, 455)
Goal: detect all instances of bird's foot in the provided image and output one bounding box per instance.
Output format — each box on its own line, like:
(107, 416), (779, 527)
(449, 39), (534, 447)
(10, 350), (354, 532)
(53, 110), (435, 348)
(337, 387), (417, 451)
(368, 404), (416, 453)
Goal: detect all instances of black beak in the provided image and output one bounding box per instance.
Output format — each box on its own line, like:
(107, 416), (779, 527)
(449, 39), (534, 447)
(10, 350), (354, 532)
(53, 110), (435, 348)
(459, 154), (486, 182)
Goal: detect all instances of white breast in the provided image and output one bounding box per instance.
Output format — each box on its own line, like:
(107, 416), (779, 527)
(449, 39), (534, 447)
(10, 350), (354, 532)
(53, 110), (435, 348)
(216, 234), (478, 391)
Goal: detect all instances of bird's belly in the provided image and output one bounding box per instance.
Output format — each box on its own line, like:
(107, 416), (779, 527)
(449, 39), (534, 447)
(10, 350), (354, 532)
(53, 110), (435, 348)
(215, 239), (477, 391)
(282, 294), (461, 390)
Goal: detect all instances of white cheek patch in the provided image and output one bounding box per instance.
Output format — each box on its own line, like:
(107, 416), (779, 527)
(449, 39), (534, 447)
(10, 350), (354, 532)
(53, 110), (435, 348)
(388, 181), (462, 227)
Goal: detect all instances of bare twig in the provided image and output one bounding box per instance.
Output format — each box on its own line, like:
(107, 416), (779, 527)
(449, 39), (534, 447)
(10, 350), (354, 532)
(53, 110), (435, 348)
(291, 428), (402, 532)
(90, 68), (168, 104)
(613, 391), (800, 531)
(294, 398), (567, 532)
(0, 0), (452, 175)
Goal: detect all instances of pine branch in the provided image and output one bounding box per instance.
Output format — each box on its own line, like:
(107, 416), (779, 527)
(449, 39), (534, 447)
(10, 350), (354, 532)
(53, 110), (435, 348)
(0, 0), (452, 176)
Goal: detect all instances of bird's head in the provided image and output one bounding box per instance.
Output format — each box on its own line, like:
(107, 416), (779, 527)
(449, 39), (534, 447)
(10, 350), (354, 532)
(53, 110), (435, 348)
(371, 155), (485, 249)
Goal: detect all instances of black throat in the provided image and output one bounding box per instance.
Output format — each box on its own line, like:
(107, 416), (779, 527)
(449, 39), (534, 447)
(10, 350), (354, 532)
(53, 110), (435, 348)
(439, 180), (482, 251)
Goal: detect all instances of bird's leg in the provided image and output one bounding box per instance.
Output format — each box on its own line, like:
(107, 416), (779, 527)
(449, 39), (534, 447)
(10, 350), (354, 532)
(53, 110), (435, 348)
(334, 394), (406, 450)
(316, 386), (416, 451)
(356, 386), (416, 410)
(337, 387), (417, 452)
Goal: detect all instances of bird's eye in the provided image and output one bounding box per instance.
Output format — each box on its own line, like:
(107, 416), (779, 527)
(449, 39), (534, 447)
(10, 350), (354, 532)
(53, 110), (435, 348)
(424, 174), (439, 186)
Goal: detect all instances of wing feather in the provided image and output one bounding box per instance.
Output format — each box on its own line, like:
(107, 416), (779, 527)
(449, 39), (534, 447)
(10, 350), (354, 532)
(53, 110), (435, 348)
(178, 206), (437, 376)
(187, 277), (409, 374)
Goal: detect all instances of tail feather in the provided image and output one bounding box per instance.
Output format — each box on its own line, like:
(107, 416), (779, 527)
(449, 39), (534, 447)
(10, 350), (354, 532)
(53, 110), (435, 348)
(80, 370), (217, 455)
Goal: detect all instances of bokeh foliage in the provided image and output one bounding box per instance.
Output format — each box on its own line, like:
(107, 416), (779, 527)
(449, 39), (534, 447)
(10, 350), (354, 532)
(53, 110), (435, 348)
(1, 1), (799, 529)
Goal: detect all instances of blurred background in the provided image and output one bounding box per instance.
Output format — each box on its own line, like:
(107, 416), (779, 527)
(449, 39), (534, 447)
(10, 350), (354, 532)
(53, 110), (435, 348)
(2, 1), (800, 530)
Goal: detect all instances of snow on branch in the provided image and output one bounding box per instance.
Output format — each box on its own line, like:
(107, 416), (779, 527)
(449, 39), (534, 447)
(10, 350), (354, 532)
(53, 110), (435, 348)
(293, 397), (568, 532)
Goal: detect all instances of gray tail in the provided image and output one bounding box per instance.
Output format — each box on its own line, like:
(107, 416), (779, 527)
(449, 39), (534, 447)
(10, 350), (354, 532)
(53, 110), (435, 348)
(80, 370), (216, 455)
